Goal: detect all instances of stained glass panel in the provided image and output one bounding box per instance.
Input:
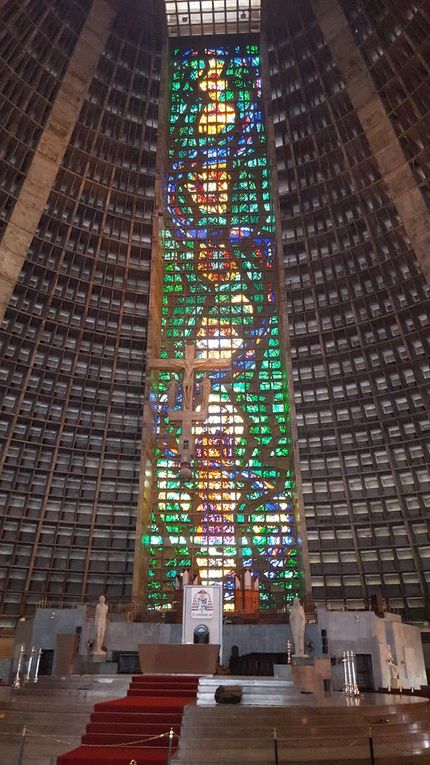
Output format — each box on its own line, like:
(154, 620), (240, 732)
(144, 43), (302, 611)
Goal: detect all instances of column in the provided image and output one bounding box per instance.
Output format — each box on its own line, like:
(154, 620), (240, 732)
(0, 0), (115, 321)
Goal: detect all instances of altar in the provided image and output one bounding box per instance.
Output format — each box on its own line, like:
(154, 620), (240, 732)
(137, 643), (220, 674)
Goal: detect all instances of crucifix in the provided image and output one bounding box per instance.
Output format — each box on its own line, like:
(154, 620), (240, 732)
(149, 342), (231, 478)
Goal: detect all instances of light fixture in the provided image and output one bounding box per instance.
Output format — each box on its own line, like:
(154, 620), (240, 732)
(240, 10), (247, 19)
(181, 15), (188, 22)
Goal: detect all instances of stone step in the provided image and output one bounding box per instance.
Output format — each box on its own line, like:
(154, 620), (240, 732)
(178, 719), (430, 737)
(178, 725), (429, 744)
(0, 737), (82, 764)
(197, 675), (296, 706)
(175, 731), (428, 765)
(185, 704), (430, 722)
(174, 697), (430, 764)
(0, 718), (88, 733)
(26, 675), (131, 690)
(2, 698), (102, 712)
(0, 673), (133, 765)
(199, 676), (294, 687)
(175, 748), (430, 764)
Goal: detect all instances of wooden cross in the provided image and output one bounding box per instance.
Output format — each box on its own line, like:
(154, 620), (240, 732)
(149, 343), (231, 461)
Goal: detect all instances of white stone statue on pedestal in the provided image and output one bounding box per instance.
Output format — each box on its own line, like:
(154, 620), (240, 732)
(289, 597), (306, 658)
(93, 595), (108, 654)
(386, 644), (401, 691)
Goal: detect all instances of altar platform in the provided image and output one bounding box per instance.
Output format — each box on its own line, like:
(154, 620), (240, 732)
(175, 686), (430, 764)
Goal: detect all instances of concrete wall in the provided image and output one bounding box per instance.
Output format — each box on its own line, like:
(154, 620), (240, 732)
(30, 607), (86, 651)
(100, 622), (182, 655)
(222, 623), (323, 666)
(318, 607), (426, 691)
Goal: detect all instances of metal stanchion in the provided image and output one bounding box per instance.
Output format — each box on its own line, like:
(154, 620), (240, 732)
(33, 648), (42, 683)
(342, 651), (350, 695)
(368, 726), (375, 765)
(349, 650), (360, 696)
(25, 646), (35, 683)
(15, 725), (26, 765)
(167, 726), (174, 765)
(273, 727), (279, 765)
(13, 645), (25, 689)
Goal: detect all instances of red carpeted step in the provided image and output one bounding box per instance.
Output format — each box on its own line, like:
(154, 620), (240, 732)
(94, 696), (189, 713)
(90, 712), (183, 725)
(128, 687), (197, 694)
(58, 745), (171, 764)
(128, 688), (196, 697)
(128, 688), (197, 695)
(57, 674), (199, 765)
(131, 675), (198, 682)
(131, 675), (198, 688)
(82, 733), (172, 746)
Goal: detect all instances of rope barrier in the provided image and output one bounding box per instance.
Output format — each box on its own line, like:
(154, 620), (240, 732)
(25, 728), (179, 748)
(0, 728), (180, 748)
(5, 723), (423, 761)
(0, 727), (401, 746)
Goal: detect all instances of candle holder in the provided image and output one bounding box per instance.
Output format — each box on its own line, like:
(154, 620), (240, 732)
(33, 648), (42, 683)
(25, 646), (35, 683)
(13, 644), (25, 689)
(348, 650), (360, 696)
(343, 650), (360, 696)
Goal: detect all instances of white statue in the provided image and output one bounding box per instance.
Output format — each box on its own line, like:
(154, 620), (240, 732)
(289, 597), (306, 658)
(94, 595), (108, 654)
(386, 645), (401, 691)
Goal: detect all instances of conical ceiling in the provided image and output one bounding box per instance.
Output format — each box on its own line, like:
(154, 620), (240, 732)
(164, 0), (261, 37)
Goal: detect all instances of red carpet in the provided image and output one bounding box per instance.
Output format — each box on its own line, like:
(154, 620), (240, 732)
(57, 674), (199, 765)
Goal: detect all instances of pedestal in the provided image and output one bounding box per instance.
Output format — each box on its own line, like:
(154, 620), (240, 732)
(91, 651), (107, 663)
(273, 664), (292, 680)
(291, 657), (331, 694)
(87, 660), (117, 675)
(292, 656), (312, 665)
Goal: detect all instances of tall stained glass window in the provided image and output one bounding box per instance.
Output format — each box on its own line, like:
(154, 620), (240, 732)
(144, 43), (302, 611)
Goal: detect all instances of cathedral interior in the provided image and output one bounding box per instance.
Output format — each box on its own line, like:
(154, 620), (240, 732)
(0, 0), (429, 628)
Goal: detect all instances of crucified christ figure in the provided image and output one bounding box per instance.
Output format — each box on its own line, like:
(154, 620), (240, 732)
(149, 342), (231, 466)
